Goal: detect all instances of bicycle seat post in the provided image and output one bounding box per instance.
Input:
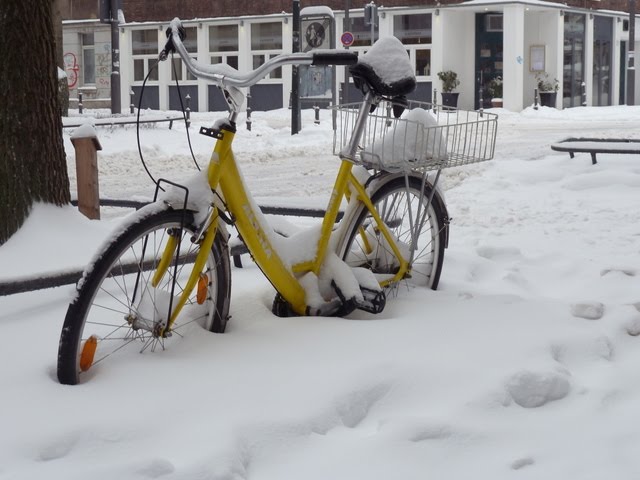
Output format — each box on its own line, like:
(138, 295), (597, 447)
(340, 91), (377, 162)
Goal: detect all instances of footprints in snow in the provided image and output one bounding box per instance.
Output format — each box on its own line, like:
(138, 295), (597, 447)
(505, 369), (570, 408)
(467, 242), (640, 308)
(504, 299), (640, 410)
(37, 431), (175, 479)
(511, 456), (535, 470)
(570, 301), (605, 320)
(571, 300), (640, 338)
(135, 458), (176, 478)
(37, 435), (77, 462)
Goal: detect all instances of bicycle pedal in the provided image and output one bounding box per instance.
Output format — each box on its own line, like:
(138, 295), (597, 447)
(330, 281), (385, 316)
(354, 287), (386, 314)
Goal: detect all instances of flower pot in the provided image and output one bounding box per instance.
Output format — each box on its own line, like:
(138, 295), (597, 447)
(490, 98), (503, 108)
(539, 91), (557, 108)
(441, 92), (459, 109)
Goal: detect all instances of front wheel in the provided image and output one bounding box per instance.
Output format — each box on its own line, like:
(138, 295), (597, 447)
(57, 208), (231, 385)
(337, 175), (447, 294)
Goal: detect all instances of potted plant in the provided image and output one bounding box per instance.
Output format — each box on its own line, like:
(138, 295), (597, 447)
(488, 76), (503, 108)
(437, 70), (460, 108)
(536, 72), (559, 108)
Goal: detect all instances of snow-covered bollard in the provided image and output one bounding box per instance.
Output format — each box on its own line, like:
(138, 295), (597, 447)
(70, 122), (102, 220)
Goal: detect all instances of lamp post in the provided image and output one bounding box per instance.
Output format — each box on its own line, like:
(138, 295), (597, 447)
(291, 0), (301, 134)
(100, 0), (121, 114)
(364, 1), (378, 46)
(628, 0), (636, 105)
(343, 0), (351, 105)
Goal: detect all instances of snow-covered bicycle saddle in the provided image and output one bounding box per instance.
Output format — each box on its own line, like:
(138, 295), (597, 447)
(350, 36), (417, 98)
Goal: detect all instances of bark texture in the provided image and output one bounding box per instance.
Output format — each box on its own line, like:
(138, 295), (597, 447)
(0, 0), (71, 244)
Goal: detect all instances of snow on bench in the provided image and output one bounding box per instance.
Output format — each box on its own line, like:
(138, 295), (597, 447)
(63, 115), (184, 129)
(551, 137), (640, 165)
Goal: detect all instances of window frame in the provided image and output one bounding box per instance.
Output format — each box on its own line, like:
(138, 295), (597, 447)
(250, 21), (284, 82)
(81, 32), (96, 85)
(209, 23), (240, 72)
(170, 26), (198, 83)
(131, 28), (159, 84)
(393, 13), (433, 80)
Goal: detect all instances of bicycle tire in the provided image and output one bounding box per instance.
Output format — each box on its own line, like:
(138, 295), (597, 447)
(57, 208), (231, 385)
(336, 174), (447, 293)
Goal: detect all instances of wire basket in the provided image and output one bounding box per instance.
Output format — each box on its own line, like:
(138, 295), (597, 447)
(332, 100), (498, 173)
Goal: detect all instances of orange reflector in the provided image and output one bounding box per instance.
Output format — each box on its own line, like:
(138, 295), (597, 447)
(197, 273), (208, 304)
(80, 335), (98, 372)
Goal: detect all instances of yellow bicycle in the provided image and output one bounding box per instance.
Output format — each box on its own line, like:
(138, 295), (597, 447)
(57, 19), (497, 384)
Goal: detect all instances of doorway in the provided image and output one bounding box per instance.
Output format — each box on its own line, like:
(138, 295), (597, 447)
(563, 13), (585, 108)
(475, 13), (503, 109)
(620, 41), (627, 104)
(593, 16), (613, 106)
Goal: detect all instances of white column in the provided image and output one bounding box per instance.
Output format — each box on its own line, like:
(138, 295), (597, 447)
(238, 20), (252, 110)
(282, 18), (292, 110)
(554, 12), (564, 108)
(584, 14), (594, 106)
(503, 5), (525, 111)
(378, 10), (392, 37)
(157, 27), (169, 111)
(633, 18), (640, 103)
(431, 9), (444, 87)
(197, 23), (208, 112)
(119, 27), (131, 111)
(612, 17), (622, 105)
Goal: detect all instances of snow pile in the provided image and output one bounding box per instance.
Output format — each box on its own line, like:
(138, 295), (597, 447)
(361, 107), (447, 170)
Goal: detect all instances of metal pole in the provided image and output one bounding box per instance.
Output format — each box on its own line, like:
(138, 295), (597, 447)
(370, 11), (375, 46)
(291, 0), (301, 134)
(343, 0), (351, 105)
(110, 0), (121, 114)
(433, 88), (438, 114)
(246, 92), (252, 131)
(628, 0), (636, 105)
(185, 94), (191, 128)
(478, 70), (484, 111)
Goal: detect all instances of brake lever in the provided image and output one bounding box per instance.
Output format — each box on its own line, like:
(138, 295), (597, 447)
(159, 23), (186, 61)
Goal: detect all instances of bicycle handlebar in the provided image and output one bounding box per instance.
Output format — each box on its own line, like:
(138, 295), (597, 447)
(162, 18), (358, 88)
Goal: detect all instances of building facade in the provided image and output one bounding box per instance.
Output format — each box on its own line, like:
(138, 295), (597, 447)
(61, 0), (640, 112)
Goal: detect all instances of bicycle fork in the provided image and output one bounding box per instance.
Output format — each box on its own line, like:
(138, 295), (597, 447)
(148, 213), (220, 336)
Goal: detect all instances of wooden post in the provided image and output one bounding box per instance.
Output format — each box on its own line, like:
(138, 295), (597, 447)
(71, 125), (102, 220)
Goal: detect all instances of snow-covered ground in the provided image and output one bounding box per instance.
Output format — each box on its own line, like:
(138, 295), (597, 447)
(1, 104), (640, 479)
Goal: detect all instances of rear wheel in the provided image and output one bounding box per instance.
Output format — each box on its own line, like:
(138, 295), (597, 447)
(57, 208), (231, 385)
(337, 175), (447, 294)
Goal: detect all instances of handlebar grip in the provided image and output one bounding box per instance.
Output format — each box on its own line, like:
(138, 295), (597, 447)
(311, 51), (358, 66)
(159, 20), (187, 61)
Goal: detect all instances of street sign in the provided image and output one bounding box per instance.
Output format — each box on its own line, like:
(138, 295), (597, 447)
(341, 31), (354, 47)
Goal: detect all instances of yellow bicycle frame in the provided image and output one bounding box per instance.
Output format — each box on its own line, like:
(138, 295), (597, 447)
(156, 121), (410, 327)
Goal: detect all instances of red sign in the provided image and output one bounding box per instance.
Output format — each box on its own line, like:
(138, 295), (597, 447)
(341, 31), (355, 47)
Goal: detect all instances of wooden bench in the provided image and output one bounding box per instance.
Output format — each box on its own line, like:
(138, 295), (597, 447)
(551, 138), (640, 165)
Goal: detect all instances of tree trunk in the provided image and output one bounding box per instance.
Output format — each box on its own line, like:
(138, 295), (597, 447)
(53, 0), (64, 70)
(0, 0), (71, 245)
